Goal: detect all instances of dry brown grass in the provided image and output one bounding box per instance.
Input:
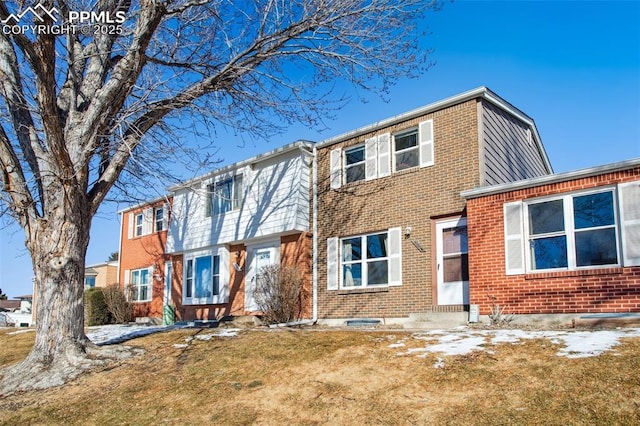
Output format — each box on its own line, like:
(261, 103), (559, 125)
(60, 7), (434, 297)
(0, 326), (639, 425)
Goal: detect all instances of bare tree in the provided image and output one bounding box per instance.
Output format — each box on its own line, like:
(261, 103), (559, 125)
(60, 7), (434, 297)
(0, 0), (439, 393)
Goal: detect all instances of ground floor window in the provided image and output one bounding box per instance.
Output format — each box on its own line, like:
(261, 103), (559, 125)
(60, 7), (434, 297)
(131, 268), (152, 302)
(342, 232), (389, 287)
(183, 247), (229, 305)
(526, 189), (619, 271)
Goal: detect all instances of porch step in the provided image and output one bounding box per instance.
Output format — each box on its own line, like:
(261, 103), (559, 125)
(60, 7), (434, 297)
(404, 312), (468, 330)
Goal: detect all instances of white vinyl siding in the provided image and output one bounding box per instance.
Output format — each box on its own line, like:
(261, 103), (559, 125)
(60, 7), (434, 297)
(619, 181), (640, 266)
(166, 149), (311, 254)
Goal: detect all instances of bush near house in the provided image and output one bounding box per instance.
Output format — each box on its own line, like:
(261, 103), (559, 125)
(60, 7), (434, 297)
(84, 288), (113, 326)
(103, 284), (133, 324)
(254, 265), (305, 324)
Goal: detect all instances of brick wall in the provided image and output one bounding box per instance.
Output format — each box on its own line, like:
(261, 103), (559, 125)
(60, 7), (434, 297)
(316, 100), (482, 319)
(119, 199), (170, 319)
(172, 232), (312, 321)
(467, 168), (640, 315)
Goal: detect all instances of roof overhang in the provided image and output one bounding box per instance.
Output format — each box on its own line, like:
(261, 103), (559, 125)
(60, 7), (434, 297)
(315, 86), (552, 173)
(461, 158), (640, 199)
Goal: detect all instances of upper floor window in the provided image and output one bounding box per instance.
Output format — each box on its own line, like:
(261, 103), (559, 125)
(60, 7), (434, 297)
(344, 145), (365, 184)
(393, 128), (419, 171)
(329, 119), (433, 190)
(206, 174), (243, 216)
(154, 207), (164, 232)
(127, 203), (168, 239)
(134, 213), (144, 237)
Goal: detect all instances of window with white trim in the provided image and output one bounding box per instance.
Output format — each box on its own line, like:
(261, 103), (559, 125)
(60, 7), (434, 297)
(183, 248), (228, 305)
(525, 190), (619, 271)
(393, 128), (419, 171)
(329, 119), (433, 189)
(131, 268), (152, 302)
(342, 232), (389, 287)
(344, 145), (365, 184)
(206, 174), (243, 216)
(327, 228), (402, 290)
(154, 207), (164, 232)
(134, 213), (144, 237)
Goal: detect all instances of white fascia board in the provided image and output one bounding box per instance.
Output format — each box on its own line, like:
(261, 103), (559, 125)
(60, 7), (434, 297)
(461, 158), (640, 199)
(117, 195), (171, 214)
(168, 140), (314, 191)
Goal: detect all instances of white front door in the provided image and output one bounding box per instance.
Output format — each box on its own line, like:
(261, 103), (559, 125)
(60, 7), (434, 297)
(245, 243), (279, 312)
(436, 218), (469, 305)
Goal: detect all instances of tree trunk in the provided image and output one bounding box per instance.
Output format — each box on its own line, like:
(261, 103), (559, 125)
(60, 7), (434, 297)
(0, 193), (139, 395)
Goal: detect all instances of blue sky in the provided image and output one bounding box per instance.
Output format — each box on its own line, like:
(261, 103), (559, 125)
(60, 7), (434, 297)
(1, 0), (639, 298)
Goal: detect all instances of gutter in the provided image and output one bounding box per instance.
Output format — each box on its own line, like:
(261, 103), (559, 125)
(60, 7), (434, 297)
(269, 143), (319, 328)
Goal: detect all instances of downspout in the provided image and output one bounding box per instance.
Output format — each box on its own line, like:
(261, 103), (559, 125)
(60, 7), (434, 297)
(271, 143), (318, 328)
(116, 211), (123, 287)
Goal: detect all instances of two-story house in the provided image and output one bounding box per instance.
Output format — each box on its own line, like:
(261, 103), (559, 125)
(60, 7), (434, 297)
(315, 87), (552, 324)
(118, 197), (171, 323)
(166, 141), (313, 322)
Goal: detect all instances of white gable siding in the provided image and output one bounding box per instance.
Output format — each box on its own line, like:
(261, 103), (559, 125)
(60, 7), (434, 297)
(167, 150), (310, 253)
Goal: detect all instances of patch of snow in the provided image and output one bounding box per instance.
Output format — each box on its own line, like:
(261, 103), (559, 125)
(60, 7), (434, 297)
(194, 329), (239, 341)
(7, 329), (35, 335)
(388, 342), (406, 348)
(172, 344), (188, 349)
(433, 357), (445, 368)
(86, 324), (171, 345)
(396, 328), (640, 359)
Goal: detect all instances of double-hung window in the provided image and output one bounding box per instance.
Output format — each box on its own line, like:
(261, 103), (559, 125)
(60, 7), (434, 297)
(393, 128), (419, 171)
(344, 145), (366, 184)
(134, 213), (144, 237)
(206, 175), (243, 216)
(154, 207), (164, 232)
(185, 254), (221, 304)
(131, 268), (151, 302)
(342, 232), (389, 287)
(525, 189), (619, 271)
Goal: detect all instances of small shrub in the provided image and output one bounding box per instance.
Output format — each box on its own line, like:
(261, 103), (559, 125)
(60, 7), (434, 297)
(253, 265), (305, 324)
(488, 303), (514, 327)
(103, 284), (133, 324)
(85, 288), (113, 326)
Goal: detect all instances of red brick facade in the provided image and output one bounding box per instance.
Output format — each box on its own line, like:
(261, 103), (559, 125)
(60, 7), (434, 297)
(170, 232), (312, 321)
(119, 199), (171, 320)
(466, 167), (640, 315)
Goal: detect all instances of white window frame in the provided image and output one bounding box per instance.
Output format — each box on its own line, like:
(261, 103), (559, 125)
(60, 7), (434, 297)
(183, 247), (229, 305)
(134, 213), (144, 237)
(154, 206), (164, 232)
(206, 174), (243, 217)
(392, 127), (419, 172)
(130, 267), (152, 302)
(340, 231), (389, 289)
(343, 144), (366, 184)
(523, 187), (620, 272)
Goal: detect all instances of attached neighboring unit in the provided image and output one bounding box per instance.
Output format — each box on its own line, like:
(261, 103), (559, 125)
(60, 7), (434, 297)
(315, 86), (552, 325)
(118, 141), (314, 324)
(166, 141), (313, 322)
(119, 197), (172, 323)
(463, 158), (640, 322)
